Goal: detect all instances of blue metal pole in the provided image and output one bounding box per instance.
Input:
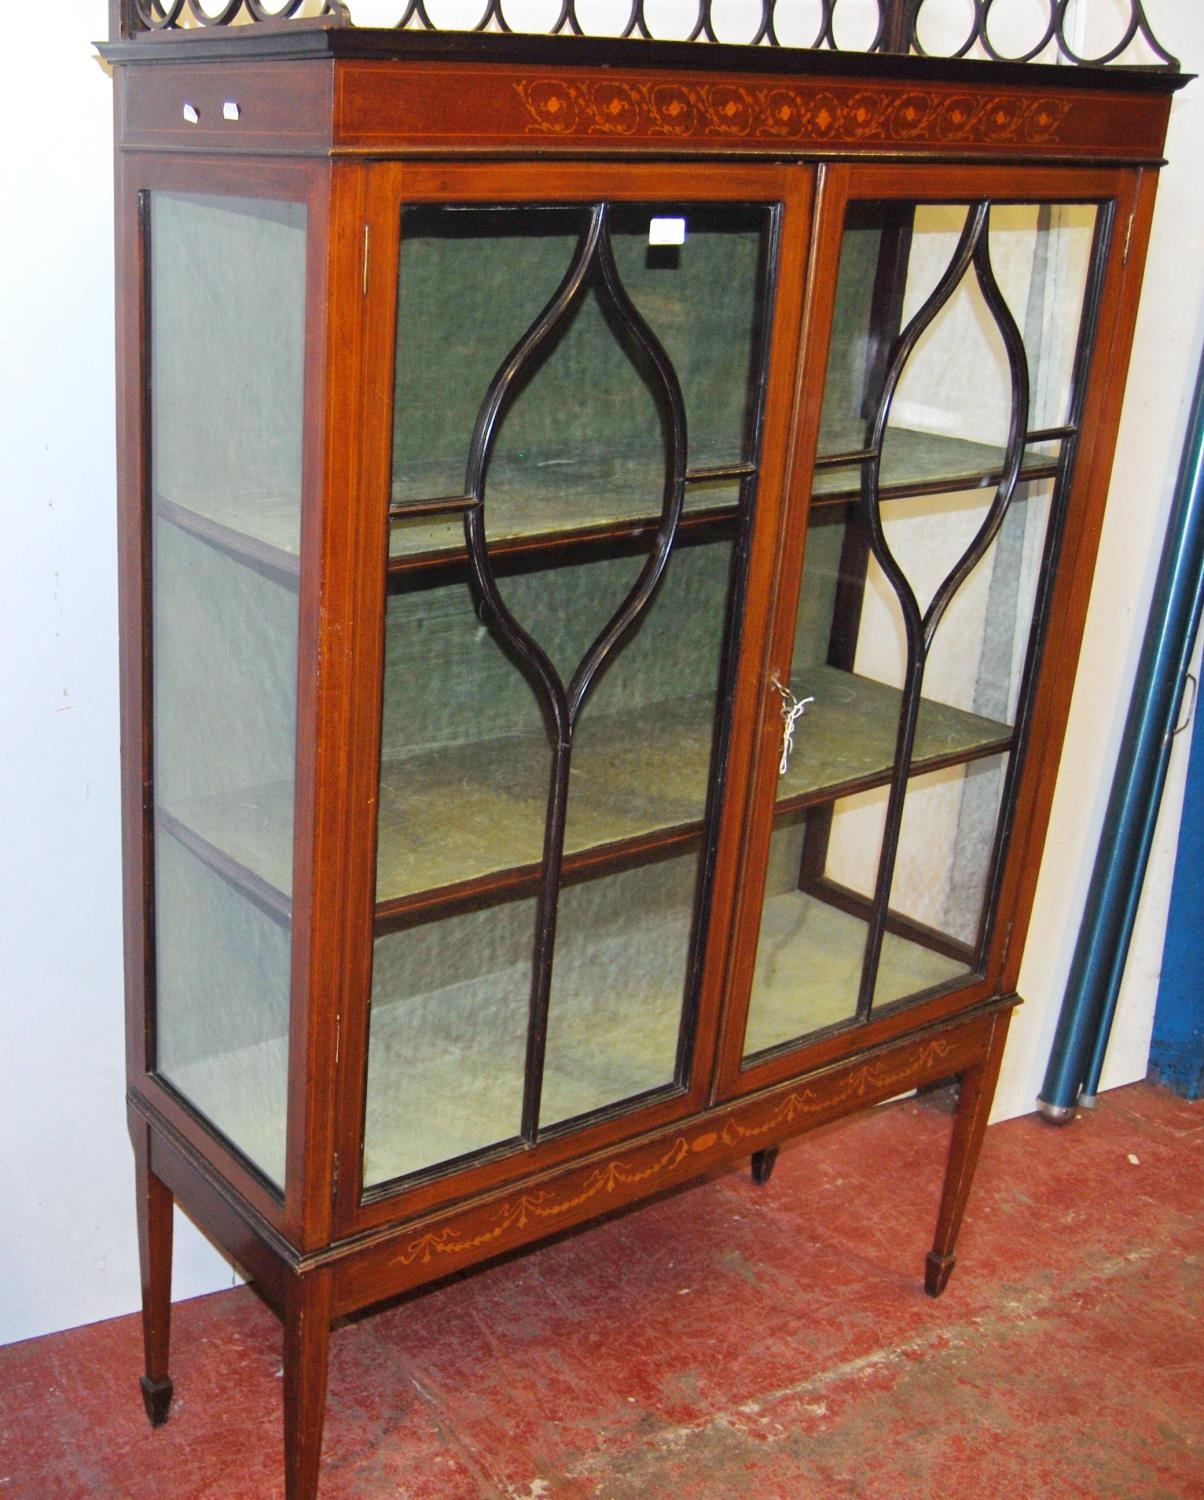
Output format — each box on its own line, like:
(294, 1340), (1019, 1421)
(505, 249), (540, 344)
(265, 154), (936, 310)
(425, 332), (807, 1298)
(1149, 689), (1204, 1098)
(1038, 344), (1204, 1123)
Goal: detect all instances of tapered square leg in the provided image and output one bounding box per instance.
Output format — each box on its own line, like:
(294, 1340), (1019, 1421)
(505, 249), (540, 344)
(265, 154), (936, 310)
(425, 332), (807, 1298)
(926, 1010), (1012, 1297)
(130, 1116), (174, 1425)
(750, 1145), (780, 1184)
(283, 1271), (334, 1500)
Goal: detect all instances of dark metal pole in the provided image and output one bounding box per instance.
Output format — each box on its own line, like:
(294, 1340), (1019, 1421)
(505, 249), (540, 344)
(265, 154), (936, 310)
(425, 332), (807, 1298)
(1038, 344), (1204, 1123)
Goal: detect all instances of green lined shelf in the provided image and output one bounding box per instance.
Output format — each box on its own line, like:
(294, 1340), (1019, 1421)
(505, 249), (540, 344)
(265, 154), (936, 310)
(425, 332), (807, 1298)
(811, 426), (1060, 503)
(153, 430), (1060, 585)
(156, 662), (1011, 925)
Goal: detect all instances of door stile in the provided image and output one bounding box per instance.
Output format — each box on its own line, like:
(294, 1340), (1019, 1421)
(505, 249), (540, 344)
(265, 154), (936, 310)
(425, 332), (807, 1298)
(985, 165), (1160, 997)
(711, 161), (856, 1100)
(687, 161), (821, 1105)
(664, 171), (813, 1110)
(115, 155), (155, 1096)
(284, 157), (380, 1253)
(327, 162), (407, 1243)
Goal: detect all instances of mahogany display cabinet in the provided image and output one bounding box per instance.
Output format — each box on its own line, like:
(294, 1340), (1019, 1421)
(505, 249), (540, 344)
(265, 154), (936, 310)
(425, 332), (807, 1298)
(101, 2), (1185, 1494)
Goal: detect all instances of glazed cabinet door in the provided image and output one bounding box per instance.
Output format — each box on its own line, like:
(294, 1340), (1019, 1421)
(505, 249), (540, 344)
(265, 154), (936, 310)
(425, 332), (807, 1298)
(337, 163), (812, 1228)
(715, 163), (1137, 1096)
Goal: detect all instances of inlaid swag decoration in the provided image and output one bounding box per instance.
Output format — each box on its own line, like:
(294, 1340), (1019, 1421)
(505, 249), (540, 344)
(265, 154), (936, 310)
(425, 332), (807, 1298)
(110, 0), (1179, 70)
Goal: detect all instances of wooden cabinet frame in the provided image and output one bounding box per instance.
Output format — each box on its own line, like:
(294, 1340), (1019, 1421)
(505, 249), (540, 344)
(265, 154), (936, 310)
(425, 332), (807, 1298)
(103, 23), (1184, 1499)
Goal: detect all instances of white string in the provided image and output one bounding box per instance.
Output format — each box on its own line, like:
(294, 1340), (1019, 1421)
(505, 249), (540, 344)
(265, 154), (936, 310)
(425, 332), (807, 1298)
(771, 675), (813, 776)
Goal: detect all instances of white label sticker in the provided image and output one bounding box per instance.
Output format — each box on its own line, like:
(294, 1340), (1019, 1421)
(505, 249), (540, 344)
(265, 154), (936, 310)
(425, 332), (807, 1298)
(649, 217), (686, 246)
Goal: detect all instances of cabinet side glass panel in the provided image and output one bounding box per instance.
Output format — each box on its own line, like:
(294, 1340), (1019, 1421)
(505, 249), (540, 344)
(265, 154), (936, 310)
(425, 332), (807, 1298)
(148, 192), (307, 1188)
(366, 200), (773, 1187)
(744, 199), (1097, 1062)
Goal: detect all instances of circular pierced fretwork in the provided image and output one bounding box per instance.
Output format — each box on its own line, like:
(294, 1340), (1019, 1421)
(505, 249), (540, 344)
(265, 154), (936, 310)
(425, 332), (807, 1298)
(243, 0), (317, 19)
(113, 0), (1179, 68)
(133, 0), (339, 22)
(131, 0), (187, 28)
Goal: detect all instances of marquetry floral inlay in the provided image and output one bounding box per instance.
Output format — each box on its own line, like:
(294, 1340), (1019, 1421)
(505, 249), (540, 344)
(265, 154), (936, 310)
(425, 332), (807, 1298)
(387, 1037), (958, 1274)
(516, 79), (1072, 146)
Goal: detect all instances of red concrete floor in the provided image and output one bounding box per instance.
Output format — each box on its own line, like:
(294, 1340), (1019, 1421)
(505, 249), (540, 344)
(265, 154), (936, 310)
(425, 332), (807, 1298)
(1, 1079), (1200, 1499)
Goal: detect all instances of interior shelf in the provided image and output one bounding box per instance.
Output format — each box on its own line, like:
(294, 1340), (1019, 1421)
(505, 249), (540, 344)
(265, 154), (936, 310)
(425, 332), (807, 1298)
(156, 663), (1011, 926)
(389, 460), (745, 566)
(156, 807), (292, 924)
(774, 664), (1011, 814)
(390, 431), (1060, 568)
(811, 426), (1060, 505)
(154, 430), (1059, 587)
(375, 662), (1010, 919)
(154, 492), (300, 582)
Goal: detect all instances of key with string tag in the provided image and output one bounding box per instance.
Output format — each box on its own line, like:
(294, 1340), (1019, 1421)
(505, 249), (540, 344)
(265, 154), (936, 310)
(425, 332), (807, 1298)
(771, 675), (814, 776)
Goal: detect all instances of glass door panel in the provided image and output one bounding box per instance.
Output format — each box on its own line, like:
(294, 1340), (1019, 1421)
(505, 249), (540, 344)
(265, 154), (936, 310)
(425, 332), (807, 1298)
(741, 197), (1102, 1062)
(148, 192), (307, 1188)
(365, 195), (776, 1188)
(365, 900), (536, 1185)
(990, 203), (1098, 434)
(540, 852), (701, 1128)
(814, 201), (1097, 497)
(389, 203), (766, 559)
(375, 573), (551, 907)
(744, 809), (867, 1054)
(869, 753), (1012, 1008)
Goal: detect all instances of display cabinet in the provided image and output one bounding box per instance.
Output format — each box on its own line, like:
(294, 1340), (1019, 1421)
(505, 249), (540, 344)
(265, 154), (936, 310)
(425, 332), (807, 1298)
(102, 3), (1184, 1494)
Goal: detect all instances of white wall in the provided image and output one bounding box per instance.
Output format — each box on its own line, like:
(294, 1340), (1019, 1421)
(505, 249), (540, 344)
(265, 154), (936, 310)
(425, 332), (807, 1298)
(0, 2), (1199, 1345)
(999, 1), (1204, 1119)
(0, 7), (238, 1348)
